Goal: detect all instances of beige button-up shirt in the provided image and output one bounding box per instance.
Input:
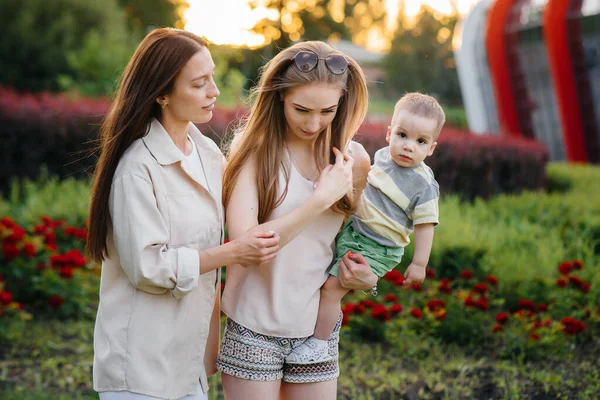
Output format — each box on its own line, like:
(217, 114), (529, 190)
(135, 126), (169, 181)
(93, 119), (224, 399)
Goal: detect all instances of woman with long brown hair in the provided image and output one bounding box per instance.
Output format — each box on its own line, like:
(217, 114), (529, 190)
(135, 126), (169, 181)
(86, 28), (279, 400)
(217, 40), (379, 399)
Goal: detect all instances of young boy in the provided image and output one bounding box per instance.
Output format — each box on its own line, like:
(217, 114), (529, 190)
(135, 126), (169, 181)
(286, 92), (444, 364)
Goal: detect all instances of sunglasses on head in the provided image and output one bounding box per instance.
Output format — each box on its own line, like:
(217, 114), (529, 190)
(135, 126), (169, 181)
(291, 50), (349, 75)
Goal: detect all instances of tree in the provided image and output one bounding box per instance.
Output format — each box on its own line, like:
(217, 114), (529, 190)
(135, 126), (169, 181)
(383, 5), (462, 105)
(117, 0), (188, 31)
(0, 0), (136, 93)
(248, 0), (386, 49)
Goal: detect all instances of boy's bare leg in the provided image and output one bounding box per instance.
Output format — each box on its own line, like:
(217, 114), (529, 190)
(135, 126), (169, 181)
(313, 276), (350, 340)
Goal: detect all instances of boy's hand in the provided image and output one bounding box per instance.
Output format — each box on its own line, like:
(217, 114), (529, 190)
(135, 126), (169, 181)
(403, 263), (426, 286)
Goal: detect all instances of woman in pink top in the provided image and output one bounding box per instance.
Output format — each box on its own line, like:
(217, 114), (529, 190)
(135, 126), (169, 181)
(218, 41), (378, 400)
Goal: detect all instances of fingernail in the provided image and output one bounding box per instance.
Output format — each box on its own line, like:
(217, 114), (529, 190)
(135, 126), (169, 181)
(348, 251), (353, 257)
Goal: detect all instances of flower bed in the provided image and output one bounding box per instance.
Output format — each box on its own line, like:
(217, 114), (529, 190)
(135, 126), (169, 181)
(0, 215), (98, 341)
(340, 259), (596, 360)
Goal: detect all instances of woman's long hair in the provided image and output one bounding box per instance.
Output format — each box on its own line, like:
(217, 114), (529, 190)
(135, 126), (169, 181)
(222, 41), (369, 223)
(86, 28), (208, 262)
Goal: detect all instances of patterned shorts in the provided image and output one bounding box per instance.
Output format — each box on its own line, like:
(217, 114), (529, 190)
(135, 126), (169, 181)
(216, 316), (341, 383)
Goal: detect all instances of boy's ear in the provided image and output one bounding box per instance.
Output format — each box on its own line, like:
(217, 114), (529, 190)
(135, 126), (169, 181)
(386, 126), (391, 144)
(428, 141), (437, 156)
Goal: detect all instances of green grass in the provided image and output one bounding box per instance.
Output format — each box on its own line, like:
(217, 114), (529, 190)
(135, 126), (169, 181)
(2, 319), (599, 399)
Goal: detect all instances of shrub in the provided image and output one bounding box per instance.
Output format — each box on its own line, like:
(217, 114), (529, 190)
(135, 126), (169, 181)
(0, 88), (549, 201)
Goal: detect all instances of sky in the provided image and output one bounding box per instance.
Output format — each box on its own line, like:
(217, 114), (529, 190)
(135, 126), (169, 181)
(184, 0), (480, 51)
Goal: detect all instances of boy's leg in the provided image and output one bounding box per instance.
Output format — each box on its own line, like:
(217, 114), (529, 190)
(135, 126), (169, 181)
(313, 276), (349, 340)
(285, 276), (348, 365)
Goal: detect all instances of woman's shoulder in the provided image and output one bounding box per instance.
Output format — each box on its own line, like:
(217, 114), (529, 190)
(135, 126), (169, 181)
(113, 138), (155, 183)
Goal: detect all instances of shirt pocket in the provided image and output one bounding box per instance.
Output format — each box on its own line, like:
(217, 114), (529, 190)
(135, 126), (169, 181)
(166, 191), (211, 247)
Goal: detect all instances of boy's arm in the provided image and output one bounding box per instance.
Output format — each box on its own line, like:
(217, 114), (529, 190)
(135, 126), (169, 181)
(403, 223), (435, 284)
(411, 223), (435, 268)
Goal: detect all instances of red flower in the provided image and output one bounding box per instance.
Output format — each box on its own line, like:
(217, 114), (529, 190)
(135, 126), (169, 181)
(438, 278), (452, 294)
(556, 277), (568, 288)
(2, 243), (20, 260)
(560, 317), (586, 335)
(464, 296), (477, 308)
(4, 226), (26, 243)
(50, 254), (69, 266)
(434, 309), (447, 320)
(223, 238), (230, 244)
(389, 304), (403, 315)
(573, 260), (583, 270)
(460, 270), (473, 279)
(580, 283), (591, 293)
(0, 217), (16, 229)
(64, 249), (86, 267)
(59, 266), (74, 279)
(361, 299), (375, 308)
(473, 283), (489, 293)
(558, 261), (574, 275)
(384, 269), (402, 282)
(485, 275), (498, 286)
(474, 299), (489, 311)
(516, 309), (535, 318)
(425, 269), (436, 278)
(394, 276), (406, 286)
(44, 231), (56, 245)
(384, 294), (398, 303)
(355, 304), (366, 314)
(495, 312), (509, 324)
(342, 303), (357, 315)
(492, 325), (504, 333)
(410, 283), (422, 292)
(48, 295), (64, 309)
(537, 303), (548, 312)
(529, 333), (540, 341)
(517, 299), (536, 311)
(542, 319), (552, 327)
(410, 307), (422, 319)
(23, 242), (36, 258)
(0, 291), (13, 305)
(370, 304), (390, 322)
(341, 313), (350, 326)
(426, 299), (445, 312)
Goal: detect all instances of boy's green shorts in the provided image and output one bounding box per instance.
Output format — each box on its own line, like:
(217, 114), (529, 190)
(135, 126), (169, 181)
(328, 218), (404, 278)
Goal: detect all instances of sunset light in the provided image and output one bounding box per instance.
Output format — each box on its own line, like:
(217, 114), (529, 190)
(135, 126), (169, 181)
(184, 0), (480, 50)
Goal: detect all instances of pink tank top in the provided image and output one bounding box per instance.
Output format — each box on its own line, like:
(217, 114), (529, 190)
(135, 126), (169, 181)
(221, 159), (344, 338)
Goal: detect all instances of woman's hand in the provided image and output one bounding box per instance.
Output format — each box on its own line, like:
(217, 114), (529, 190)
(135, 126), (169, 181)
(313, 147), (354, 209)
(232, 231), (280, 267)
(337, 251), (378, 291)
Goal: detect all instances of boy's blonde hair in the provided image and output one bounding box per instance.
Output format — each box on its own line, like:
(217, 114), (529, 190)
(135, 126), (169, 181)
(392, 93), (446, 138)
